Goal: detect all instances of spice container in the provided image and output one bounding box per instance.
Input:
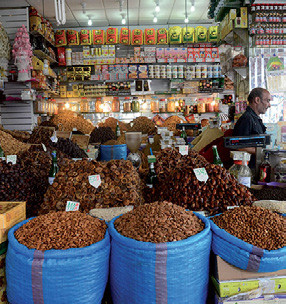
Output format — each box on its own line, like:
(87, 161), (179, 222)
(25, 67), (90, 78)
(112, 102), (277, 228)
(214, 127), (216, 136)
(151, 98), (159, 113)
(80, 98), (89, 113)
(123, 97), (131, 112)
(95, 98), (103, 113)
(132, 97), (140, 112)
(167, 98), (176, 112)
(197, 99), (206, 113)
(112, 97), (120, 112)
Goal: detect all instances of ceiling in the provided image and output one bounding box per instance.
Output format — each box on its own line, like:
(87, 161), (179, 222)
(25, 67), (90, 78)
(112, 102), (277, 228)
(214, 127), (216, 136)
(0, 0), (212, 28)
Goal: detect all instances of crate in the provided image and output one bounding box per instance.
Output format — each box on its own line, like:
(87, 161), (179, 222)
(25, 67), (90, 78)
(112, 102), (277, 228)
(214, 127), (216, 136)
(71, 134), (90, 150)
(56, 131), (71, 139)
(0, 202), (26, 229)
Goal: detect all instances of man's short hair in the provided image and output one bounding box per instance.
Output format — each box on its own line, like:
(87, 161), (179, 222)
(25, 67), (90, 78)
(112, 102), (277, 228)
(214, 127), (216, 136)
(248, 88), (268, 103)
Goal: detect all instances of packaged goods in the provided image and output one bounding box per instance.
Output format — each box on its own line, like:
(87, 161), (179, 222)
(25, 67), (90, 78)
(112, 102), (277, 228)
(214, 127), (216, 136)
(66, 30), (79, 45)
(106, 28), (118, 44)
(100, 144), (127, 161)
(55, 30), (67, 47)
(182, 26), (195, 43)
(41, 159), (143, 213)
(169, 26), (182, 44)
(109, 201), (211, 304)
(131, 29), (143, 45)
(93, 29), (105, 45)
(119, 28), (130, 45)
(0, 130), (30, 155)
(144, 29), (156, 45)
(90, 127), (116, 144)
(57, 47), (66, 66)
(6, 215), (110, 304)
(80, 29), (91, 45)
(29, 7), (42, 34)
(208, 25), (218, 42)
(195, 26), (208, 43)
(211, 206), (286, 272)
(157, 28), (168, 44)
(128, 116), (156, 135)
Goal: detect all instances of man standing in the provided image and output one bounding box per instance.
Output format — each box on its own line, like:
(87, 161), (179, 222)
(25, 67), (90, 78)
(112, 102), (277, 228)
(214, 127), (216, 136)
(233, 87), (271, 166)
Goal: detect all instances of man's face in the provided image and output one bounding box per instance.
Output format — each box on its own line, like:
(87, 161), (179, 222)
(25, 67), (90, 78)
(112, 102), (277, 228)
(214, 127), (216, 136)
(257, 92), (271, 114)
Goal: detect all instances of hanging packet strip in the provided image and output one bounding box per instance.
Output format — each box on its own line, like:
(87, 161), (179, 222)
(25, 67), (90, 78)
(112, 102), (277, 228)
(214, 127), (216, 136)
(193, 168), (209, 183)
(89, 175), (101, 188)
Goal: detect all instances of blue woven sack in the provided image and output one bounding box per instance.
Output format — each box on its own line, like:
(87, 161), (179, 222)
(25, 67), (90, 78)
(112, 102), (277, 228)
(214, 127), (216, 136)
(109, 212), (211, 304)
(6, 218), (110, 304)
(210, 215), (286, 273)
(100, 144), (127, 161)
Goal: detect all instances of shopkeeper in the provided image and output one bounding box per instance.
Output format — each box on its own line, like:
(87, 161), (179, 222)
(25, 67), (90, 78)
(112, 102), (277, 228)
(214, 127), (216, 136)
(233, 87), (271, 167)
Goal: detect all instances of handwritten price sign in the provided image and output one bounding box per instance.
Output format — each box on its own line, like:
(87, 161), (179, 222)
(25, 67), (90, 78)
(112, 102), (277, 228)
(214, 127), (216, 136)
(6, 155), (17, 165)
(193, 168), (209, 183)
(179, 145), (189, 156)
(89, 175), (101, 188)
(66, 201), (80, 211)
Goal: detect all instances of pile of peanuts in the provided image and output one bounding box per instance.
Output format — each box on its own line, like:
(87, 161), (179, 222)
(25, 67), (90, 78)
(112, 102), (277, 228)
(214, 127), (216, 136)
(115, 201), (204, 243)
(15, 211), (107, 250)
(212, 206), (286, 250)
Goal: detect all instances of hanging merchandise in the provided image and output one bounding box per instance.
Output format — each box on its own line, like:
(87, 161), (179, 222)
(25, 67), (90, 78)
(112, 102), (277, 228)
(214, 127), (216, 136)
(106, 28), (119, 45)
(182, 26), (195, 44)
(195, 26), (208, 43)
(55, 30), (67, 47)
(144, 29), (156, 45)
(29, 7), (43, 34)
(80, 30), (92, 45)
(169, 26), (182, 44)
(208, 25), (218, 42)
(66, 30), (79, 45)
(157, 28), (168, 44)
(0, 22), (11, 82)
(131, 29), (143, 45)
(119, 28), (130, 45)
(57, 47), (66, 66)
(12, 25), (33, 82)
(93, 29), (105, 45)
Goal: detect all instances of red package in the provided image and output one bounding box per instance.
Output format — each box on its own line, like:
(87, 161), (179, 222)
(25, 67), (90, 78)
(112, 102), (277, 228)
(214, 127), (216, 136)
(57, 47), (66, 66)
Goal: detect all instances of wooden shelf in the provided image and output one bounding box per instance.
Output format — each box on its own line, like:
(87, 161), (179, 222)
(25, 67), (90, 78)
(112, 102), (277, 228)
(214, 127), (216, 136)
(30, 30), (56, 47)
(34, 50), (57, 64)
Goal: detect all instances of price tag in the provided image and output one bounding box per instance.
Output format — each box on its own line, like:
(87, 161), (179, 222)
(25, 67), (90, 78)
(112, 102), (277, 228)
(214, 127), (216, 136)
(149, 137), (154, 144)
(227, 206), (239, 210)
(6, 155), (17, 165)
(50, 135), (58, 143)
(66, 201), (80, 211)
(42, 143), (47, 152)
(193, 168), (209, 183)
(179, 145), (188, 156)
(89, 175), (101, 188)
(72, 158), (82, 161)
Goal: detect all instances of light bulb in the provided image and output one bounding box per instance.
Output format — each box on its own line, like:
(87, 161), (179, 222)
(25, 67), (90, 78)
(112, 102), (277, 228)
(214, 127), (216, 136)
(153, 16), (157, 23)
(88, 18), (92, 26)
(155, 4), (160, 12)
(184, 16), (189, 23)
(121, 17), (126, 24)
(191, 4), (195, 12)
(65, 102), (70, 109)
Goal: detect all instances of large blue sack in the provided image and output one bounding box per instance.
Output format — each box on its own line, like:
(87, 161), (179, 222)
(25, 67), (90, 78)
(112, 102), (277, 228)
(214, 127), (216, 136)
(210, 215), (286, 273)
(100, 144), (127, 161)
(6, 218), (110, 304)
(109, 212), (211, 304)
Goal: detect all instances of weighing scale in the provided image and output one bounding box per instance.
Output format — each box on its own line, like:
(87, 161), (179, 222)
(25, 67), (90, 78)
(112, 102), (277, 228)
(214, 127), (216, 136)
(125, 132), (142, 168)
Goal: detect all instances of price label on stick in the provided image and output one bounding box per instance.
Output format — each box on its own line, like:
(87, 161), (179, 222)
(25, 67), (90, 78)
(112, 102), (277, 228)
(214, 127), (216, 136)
(66, 201), (80, 212)
(193, 168), (209, 183)
(42, 143), (47, 152)
(6, 155), (17, 165)
(179, 145), (188, 156)
(50, 135), (58, 143)
(89, 175), (101, 188)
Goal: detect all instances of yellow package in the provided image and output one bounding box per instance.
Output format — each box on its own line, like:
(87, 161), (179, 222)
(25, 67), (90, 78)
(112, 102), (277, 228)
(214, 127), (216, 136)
(169, 26), (182, 44)
(195, 26), (207, 43)
(208, 26), (218, 42)
(157, 28), (168, 44)
(182, 26), (195, 43)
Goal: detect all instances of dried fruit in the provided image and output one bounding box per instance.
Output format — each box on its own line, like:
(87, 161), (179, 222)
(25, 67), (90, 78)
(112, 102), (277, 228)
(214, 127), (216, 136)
(90, 127), (116, 144)
(0, 130), (31, 155)
(98, 117), (129, 133)
(129, 116), (156, 135)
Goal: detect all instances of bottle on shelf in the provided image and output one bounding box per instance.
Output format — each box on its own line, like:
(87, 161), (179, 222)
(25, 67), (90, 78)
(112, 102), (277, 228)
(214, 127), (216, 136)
(237, 152), (252, 188)
(180, 126), (188, 145)
(116, 122), (121, 139)
(259, 152), (272, 183)
(212, 145), (223, 167)
(146, 150), (158, 189)
(49, 150), (59, 185)
(0, 144), (5, 160)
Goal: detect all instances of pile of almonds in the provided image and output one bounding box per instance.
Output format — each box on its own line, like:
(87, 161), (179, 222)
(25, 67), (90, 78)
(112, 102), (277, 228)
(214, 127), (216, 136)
(0, 130), (31, 155)
(148, 148), (255, 215)
(115, 201), (204, 243)
(15, 211), (107, 250)
(212, 206), (286, 250)
(41, 159), (143, 214)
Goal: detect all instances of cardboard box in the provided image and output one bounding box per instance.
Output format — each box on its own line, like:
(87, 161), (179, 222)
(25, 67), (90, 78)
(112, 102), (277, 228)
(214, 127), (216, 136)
(0, 202), (26, 230)
(215, 293), (286, 304)
(71, 134), (90, 150)
(0, 215), (26, 244)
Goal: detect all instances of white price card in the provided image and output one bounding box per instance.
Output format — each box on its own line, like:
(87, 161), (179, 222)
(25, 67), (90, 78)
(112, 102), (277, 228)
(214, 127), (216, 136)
(227, 206), (239, 210)
(6, 155), (17, 165)
(42, 143), (47, 152)
(193, 168), (209, 183)
(66, 201), (80, 211)
(89, 175), (101, 188)
(179, 145), (189, 156)
(50, 135), (58, 143)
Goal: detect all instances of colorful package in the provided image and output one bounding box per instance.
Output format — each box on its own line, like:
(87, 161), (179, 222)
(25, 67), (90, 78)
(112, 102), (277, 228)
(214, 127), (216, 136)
(80, 30), (91, 45)
(128, 65), (138, 79)
(169, 26), (182, 44)
(182, 27), (195, 43)
(66, 30), (79, 45)
(55, 30), (67, 47)
(195, 26), (207, 43)
(119, 28), (130, 45)
(157, 28), (168, 44)
(57, 47), (66, 66)
(29, 7), (43, 34)
(106, 28), (118, 44)
(132, 29), (143, 45)
(138, 65), (148, 78)
(208, 26), (218, 42)
(144, 29), (156, 45)
(92, 30), (105, 45)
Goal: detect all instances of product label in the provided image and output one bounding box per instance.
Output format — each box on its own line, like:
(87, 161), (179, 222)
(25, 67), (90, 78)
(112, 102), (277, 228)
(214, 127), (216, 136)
(146, 184), (153, 189)
(179, 145), (189, 156)
(238, 176), (251, 188)
(50, 135), (58, 143)
(193, 168), (209, 183)
(6, 155), (17, 165)
(89, 175), (101, 188)
(227, 206), (239, 210)
(66, 201), (80, 211)
(72, 158), (82, 161)
(48, 177), (55, 185)
(42, 143), (47, 152)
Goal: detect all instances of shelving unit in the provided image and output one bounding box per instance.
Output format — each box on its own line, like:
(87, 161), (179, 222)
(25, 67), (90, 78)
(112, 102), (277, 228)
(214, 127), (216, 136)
(33, 50), (57, 64)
